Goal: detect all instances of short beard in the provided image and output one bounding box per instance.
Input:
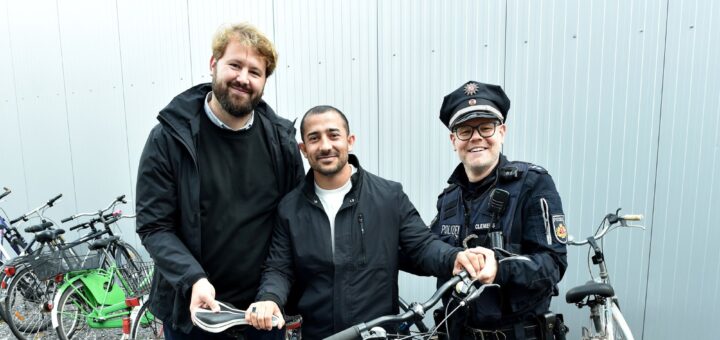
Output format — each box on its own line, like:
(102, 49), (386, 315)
(313, 154), (348, 177)
(214, 86), (262, 118)
(211, 72), (263, 118)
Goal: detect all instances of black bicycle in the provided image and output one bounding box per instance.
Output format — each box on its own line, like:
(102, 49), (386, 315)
(323, 271), (498, 340)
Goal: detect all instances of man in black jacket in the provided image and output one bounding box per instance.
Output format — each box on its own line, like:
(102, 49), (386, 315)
(245, 105), (491, 339)
(135, 22), (303, 339)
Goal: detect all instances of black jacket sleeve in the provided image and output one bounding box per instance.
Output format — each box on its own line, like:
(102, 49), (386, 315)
(396, 185), (461, 277)
(256, 202), (295, 307)
(135, 125), (206, 298)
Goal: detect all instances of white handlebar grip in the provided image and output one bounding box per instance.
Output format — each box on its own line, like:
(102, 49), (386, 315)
(622, 214), (643, 221)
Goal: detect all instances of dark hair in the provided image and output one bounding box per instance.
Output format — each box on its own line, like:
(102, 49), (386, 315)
(299, 105), (350, 141)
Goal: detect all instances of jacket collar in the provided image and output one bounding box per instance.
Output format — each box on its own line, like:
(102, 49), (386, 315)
(157, 83), (290, 148)
(302, 154), (363, 199)
(448, 154), (509, 193)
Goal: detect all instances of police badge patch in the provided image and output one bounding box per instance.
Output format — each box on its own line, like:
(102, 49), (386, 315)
(552, 215), (568, 244)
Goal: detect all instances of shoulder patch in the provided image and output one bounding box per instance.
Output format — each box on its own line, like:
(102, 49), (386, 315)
(552, 215), (568, 244)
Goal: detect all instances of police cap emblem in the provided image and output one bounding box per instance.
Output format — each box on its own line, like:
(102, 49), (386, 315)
(463, 82), (479, 96)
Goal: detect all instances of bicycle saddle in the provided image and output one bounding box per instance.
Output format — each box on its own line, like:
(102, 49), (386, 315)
(88, 236), (121, 250)
(34, 229), (63, 243)
(25, 221), (54, 233)
(192, 301), (279, 333)
(566, 281), (615, 304)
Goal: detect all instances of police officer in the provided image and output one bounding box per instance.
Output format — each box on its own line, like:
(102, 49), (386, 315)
(431, 81), (568, 340)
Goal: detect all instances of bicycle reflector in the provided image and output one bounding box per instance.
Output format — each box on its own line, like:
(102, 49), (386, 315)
(125, 297), (141, 307)
(4, 265), (16, 277)
(122, 317), (131, 335)
(1, 280), (6, 289)
(55, 274), (64, 283)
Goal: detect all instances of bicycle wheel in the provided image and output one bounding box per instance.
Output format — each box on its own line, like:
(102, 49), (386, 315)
(114, 241), (142, 268)
(130, 300), (164, 339)
(53, 280), (120, 339)
(3, 265), (56, 339)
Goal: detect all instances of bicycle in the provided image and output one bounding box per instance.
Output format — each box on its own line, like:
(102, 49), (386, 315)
(0, 187), (30, 264)
(565, 209), (644, 340)
(1, 195), (140, 340)
(48, 197), (152, 339)
(0, 192), (63, 267)
(0, 193), (64, 337)
(128, 298), (165, 340)
(187, 271), (493, 340)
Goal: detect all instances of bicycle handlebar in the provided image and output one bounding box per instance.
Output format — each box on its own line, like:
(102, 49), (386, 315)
(324, 272), (497, 340)
(0, 187), (10, 200)
(61, 195), (126, 223)
(9, 193), (63, 225)
(567, 210), (644, 246)
(326, 327), (361, 340)
(47, 193), (62, 207)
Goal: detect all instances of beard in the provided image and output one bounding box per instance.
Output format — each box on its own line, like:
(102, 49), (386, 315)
(211, 77), (263, 118)
(311, 152), (348, 177)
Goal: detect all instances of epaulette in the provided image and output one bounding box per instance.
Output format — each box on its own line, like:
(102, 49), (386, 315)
(438, 183), (458, 198)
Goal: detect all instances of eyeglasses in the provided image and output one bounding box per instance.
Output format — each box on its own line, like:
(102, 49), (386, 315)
(453, 122), (499, 141)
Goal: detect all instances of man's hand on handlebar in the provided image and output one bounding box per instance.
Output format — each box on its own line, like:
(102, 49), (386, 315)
(453, 249), (484, 279)
(190, 278), (220, 319)
(245, 300), (284, 330)
(466, 247), (497, 284)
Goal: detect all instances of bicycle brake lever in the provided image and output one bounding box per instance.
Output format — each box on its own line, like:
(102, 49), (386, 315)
(462, 284), (500, 305)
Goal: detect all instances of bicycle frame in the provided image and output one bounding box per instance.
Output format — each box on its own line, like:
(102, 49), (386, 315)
(52, 247), (152, 329)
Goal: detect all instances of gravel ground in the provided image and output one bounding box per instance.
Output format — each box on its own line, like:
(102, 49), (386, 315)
(0, 320), (129, 339)
(0, 319), (58, 339)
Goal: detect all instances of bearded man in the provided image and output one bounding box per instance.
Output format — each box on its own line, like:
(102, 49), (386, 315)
(136, 22), (303, 340)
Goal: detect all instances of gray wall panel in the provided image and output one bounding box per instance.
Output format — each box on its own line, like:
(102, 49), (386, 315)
(645, 0), (720, 338)
(56, 0), (137, 242)
(5, 1), (77, 222)
(274, 0), (379, 172)
(0, 0), (30, 218)
(116, 0), (195, 212)
(505, 2), (666, 337)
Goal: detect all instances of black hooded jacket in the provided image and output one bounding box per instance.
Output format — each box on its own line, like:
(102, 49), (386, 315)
(135, 83), (303, 332)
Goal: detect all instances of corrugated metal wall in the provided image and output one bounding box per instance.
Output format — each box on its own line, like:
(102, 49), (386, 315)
(1, 1), (718, 338)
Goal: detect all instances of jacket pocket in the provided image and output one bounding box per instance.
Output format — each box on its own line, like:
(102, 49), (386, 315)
(357, 213), (367, 265)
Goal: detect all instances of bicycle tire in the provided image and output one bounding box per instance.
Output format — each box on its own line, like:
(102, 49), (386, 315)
(130, 300), (164, 340)
(53, 280), (121, 339)
(114, 241), (142, 268)
(3, 265), (56, 339)
(0, 270), (7, 321)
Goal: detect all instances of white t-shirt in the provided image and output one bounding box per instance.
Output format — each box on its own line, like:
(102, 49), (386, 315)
(315, 165), (357, 254)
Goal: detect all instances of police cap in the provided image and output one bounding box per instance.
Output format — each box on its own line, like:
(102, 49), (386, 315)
(439, 81), (511, 130)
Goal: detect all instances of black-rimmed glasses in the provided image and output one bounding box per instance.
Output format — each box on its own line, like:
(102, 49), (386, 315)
(453, 122), (499, 141)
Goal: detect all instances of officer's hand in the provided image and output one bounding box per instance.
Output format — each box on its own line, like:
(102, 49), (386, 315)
(452, 249), (483, 278)
(246, 301), (284, 330)
(467, 247), (497, 284)
(190, 278), (220, 319)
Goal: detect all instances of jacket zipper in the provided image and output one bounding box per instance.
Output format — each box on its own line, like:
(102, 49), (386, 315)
(358, 213), (367, 265)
